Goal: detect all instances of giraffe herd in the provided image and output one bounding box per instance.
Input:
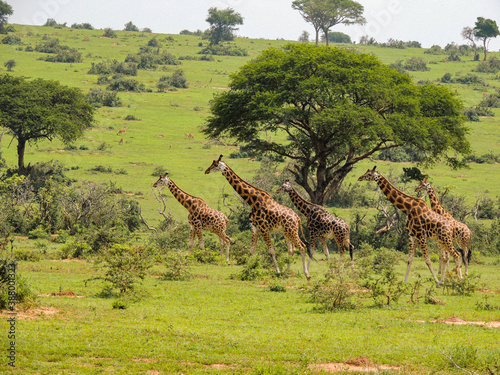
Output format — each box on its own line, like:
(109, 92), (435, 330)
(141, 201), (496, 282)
(153, 158), (469, 285)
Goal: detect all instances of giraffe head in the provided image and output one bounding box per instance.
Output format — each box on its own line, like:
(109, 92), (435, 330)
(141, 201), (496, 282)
(276, 179), (293, 194)
(153, 172), (170, 188)
(204, 154), (226, 174)
(414, 177), (430, 194)
(357, 166), (380, 182)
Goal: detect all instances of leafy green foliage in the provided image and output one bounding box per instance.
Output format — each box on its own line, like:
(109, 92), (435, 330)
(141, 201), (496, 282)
(204, 43), (470, 205)
(0, 74), (95, 170)
(90, 244), (153, 293)
(205, 7), (243, 45)
(85, 88), (123, 107)
(162, 250), (192, 281)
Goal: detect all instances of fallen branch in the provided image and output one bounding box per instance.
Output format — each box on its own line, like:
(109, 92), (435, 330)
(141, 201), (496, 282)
(442, 352), (479, 375)
(139, 208), (157, 233)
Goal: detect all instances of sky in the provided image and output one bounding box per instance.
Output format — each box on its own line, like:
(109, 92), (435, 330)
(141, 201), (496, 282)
(7, 0), (500, 50)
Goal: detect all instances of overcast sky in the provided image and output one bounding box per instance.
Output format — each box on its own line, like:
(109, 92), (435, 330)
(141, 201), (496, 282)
(7, 0), (500, 50)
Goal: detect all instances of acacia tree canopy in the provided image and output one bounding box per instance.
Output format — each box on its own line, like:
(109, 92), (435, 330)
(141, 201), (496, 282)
(0, 0), (13, 34)
(0, 74), (95, 171)
(474, 17), (500, 61)
(203, 43), (470, 205)
(205, 7), (243, 45)
(292, 0), (365, 45)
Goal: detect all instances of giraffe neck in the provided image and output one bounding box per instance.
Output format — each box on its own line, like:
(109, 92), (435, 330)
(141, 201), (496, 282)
(286, 186), (316, 217)
(376, 175), (417, 214)
(167, 179), (198, 210)
(221, 165), (269, 206)
(426, 185), (448, 215)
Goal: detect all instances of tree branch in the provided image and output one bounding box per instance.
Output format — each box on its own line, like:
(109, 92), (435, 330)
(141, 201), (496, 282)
(442, 352), (479, 375)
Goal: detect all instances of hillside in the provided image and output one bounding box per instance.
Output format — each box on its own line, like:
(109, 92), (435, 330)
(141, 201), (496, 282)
(0, 24), (499, 226)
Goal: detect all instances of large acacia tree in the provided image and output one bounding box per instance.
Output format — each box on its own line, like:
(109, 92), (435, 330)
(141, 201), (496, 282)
(474, 17), (499, 61)
(206, 7), (243, 45)
(292, 0), (364, 45)
(0, 0), (13, 34)
(0, 74), (95, 172)
(203, 43), (470, 205)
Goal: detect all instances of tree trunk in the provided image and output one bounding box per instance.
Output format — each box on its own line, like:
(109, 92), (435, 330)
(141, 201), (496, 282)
(17, 138), (26, 172)
(483, 39), (488, 61)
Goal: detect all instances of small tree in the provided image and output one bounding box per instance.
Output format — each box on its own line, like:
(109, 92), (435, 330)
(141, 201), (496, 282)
(298, 30), (310, 42)
(0, 0), (13, 34)
(123, 21), (139, 32)
(0, 74), (95, 172)
(474, 17), (500, 61)
(103, 28), (117, 38)
(206, 7), (243, 45)
(4, 59), (15, 71)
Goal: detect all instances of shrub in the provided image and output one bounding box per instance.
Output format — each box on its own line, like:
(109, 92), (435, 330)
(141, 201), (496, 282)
(304, 261), (358, 311)
(1, 35), (21, 45)
(103, 28), (117, 38)
(441, 72), (453, 83)
(199, 44), (248, 56)
(88, 60), (137, 76)
(404, 56), (428, 71)
(89, 244), (153, 293)
(58, 240), (92, 259)
(455, 74), (484, 85)
(107, 76), (145, 92)
(474, 57), (500, 73)
(71, 23), (94, 30)
(0, 259), (38, 310)
(44, 49), (82, 63)
(85, 88), (122, 107)
(162, 250), (192, 280)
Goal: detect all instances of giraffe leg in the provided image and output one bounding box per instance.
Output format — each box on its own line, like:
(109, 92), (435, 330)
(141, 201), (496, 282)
(196, 229), (205, 250)
(459, 236), (469, 276)
(404, 236), (417, 283)
(249, 224), (260, 256)
(189, 226), (196, 252)
(261, 231), (280, 275)
(418, 238), (441, 287)
(284, 237), (294, 272)
(319, 237), (331, 261)
(287, 231), (310, 280)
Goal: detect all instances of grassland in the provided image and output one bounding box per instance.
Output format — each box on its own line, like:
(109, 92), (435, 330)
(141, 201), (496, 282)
(0, 25), (499, 374)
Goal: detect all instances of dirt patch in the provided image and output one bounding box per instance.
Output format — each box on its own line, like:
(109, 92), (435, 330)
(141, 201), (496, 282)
(39, 290), (85, 298)
(412, 317), (500, 328)
(3, 306), (60, 320)
(310, 356), (400, 373)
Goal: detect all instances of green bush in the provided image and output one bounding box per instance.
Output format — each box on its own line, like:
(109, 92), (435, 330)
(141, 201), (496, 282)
(103, 28), (117, 38)
(85, 88), (123, 107)
(1, 35), (21, 45)
(89, 244), (153, 293)
(199, 44), (248, 56)
(162, 250), (192, 281)
(58, 240), (91, 259)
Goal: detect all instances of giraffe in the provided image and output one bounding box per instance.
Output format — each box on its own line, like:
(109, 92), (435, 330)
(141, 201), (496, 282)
(204, 155), (314, 279)
(358, 166), (462, 286)
(276, 179), (354, 266)
(415, 177), (472, 276)
(153, 172), (232, 264)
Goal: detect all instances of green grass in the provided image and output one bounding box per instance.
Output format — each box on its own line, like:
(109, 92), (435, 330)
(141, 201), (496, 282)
(1, 250), (499, 374)
(1, 25), (499, 223)
(1, 25), (500, 374)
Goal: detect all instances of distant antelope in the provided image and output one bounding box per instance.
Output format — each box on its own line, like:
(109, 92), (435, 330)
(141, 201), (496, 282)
(119, 138), (124, 145)
(184, 133), (194, 140)
(117, 127), (128, 135)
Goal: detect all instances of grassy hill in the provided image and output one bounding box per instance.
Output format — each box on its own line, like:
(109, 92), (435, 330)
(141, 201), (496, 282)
(1, 25), (500, 375)
(0, 24), (499, 226)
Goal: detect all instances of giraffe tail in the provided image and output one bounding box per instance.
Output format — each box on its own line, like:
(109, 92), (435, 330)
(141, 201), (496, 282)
(348, 243), (354, 261)
(458, 247), (466, 265)
(299, 223), (315, 261)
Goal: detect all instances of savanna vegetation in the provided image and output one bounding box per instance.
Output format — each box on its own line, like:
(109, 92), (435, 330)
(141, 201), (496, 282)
(0, 13), (499, 374)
